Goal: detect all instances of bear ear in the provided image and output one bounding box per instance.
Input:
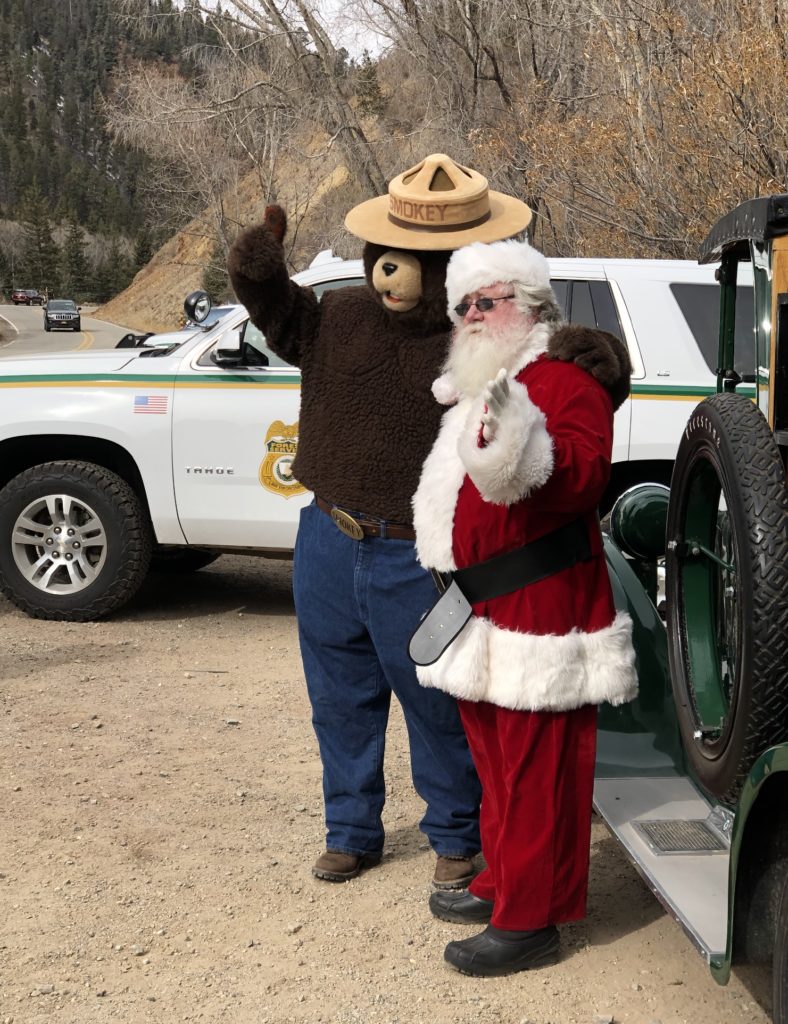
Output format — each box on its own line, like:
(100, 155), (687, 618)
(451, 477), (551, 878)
(264, 205), (287, 243)
(547, 325), (632, 411)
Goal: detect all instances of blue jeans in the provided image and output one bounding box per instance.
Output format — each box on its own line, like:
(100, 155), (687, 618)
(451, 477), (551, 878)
(293, 502), (481, 858)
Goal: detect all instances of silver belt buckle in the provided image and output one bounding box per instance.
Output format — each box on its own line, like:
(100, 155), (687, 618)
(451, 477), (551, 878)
(330, 507), (365, 541)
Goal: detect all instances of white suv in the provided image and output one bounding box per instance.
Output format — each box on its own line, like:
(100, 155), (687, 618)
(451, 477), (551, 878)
(0, 252), (751, 620)
(548, 257), (755, 503)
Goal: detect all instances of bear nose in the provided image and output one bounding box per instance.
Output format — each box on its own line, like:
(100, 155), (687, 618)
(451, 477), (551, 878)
(382, 262), (397, 277)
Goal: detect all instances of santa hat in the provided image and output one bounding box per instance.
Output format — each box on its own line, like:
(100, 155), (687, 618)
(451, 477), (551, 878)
(446, 239), (551, 322)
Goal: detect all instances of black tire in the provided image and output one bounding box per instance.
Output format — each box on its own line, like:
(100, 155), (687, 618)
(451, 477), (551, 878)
(150, 548), (220, 574)
(666, 394), (788, 803)
(74, 322), (81, 332)
(0, 461), (153, 621)
(44, 321), (50, 331)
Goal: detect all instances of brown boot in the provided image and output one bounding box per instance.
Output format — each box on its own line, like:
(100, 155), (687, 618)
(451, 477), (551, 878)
(433, 854), (477, 890)
(311, 849), (382, 882)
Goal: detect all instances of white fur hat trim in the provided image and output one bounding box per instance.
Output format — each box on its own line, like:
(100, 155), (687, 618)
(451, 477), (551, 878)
(446, 239), (551, 314)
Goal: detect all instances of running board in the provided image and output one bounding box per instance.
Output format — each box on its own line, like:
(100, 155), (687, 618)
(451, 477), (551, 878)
(593, 777), (731, 961)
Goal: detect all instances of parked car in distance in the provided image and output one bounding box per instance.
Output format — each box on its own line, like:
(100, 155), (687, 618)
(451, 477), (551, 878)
(43, 298), (81, 332)
(11, 288), (45, 306)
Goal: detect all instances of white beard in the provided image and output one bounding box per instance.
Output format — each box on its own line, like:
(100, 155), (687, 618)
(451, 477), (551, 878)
(443, 319), (541, 397)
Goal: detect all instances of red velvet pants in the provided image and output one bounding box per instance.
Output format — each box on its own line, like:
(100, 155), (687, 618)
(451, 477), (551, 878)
(459, 699), (597, 931)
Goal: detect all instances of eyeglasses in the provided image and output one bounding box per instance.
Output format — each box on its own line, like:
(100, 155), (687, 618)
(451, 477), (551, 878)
(453, 294), (515, 318)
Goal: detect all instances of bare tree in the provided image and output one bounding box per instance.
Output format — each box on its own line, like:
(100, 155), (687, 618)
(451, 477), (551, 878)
(356, 0), (788, 255)
(118, 0), (386, 196)
(355, 0), (592, 237)
(109, 54), (300, 226)
(110, 0), (788, 264)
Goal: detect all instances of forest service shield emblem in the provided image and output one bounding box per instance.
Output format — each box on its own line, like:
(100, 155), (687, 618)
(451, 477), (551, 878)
(259, 420), (307, 498)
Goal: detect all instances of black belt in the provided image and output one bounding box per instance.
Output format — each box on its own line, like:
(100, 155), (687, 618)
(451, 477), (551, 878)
(431, 517), (593, 603)
(409, 518), (595, 667)
(315, 496), (416, 541)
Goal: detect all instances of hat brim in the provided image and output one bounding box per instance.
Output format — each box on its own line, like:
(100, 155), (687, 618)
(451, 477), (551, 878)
(344, 191), (532, 251)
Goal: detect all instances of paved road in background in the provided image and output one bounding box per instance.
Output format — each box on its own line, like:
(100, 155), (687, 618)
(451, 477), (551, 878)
(0, 302), (136, 357)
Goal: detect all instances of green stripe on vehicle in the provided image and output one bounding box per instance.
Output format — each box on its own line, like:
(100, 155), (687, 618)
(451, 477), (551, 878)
(0, 373), (301, 386)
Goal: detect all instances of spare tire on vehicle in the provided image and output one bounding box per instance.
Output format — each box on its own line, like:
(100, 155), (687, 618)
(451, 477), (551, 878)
(666, 393), (788, 804)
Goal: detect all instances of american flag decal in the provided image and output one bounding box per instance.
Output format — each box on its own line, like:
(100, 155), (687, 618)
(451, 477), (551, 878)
(133, 394), (169, 415)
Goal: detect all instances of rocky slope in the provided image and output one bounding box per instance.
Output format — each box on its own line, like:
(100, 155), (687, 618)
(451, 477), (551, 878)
(96, 163), (355, 334)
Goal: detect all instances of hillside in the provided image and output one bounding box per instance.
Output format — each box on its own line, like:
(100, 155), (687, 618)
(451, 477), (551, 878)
(7, 0), (785, 327)
(0, 0), (220, 301)
(96, 163), (354, 333)
(95, 215), (216, 334)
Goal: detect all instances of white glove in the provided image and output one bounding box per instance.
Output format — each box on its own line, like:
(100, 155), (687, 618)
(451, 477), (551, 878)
(480, 368), (510, 442)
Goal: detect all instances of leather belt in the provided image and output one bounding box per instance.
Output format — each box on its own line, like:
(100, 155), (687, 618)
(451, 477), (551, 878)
(409, 517), (594, 666)
(315, 496), (416, 541)
(431, 517), (593, 603)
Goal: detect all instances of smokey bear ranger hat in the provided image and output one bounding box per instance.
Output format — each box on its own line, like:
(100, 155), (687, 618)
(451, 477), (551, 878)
(344, 153), (532, 251)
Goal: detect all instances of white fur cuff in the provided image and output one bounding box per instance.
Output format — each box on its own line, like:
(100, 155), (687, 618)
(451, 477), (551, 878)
(416, 611), (638, 712)
(458, 379), (553, 505)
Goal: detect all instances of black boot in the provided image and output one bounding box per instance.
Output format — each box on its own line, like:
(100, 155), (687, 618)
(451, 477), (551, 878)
(429, 889), (494, 924)
(444, 924), (559, 977)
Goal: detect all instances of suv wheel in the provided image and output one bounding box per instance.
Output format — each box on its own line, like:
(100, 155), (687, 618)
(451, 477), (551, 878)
(0, 461), (153, 621)
(44, 321), (50, 332)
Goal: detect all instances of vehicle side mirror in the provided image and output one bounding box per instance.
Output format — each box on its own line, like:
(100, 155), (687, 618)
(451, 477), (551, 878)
(211, 328), (244, 366)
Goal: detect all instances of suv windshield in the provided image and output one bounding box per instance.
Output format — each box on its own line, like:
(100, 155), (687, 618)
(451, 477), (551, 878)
(47, 300), (77, 310)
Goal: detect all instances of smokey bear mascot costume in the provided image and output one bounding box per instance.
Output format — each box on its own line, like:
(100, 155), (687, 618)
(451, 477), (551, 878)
(227, 154), (630, 892)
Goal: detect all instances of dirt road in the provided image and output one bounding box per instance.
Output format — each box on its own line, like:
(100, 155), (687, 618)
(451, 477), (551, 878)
(0, 555), (771, 1024)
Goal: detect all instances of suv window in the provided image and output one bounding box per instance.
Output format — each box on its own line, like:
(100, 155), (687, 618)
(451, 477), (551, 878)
(670, 283), (755, 376)
(311, 277), (364, 299)
(551, 280), (569, 318)
(551, 279), (624, 339)
(198, 276), (365, 369)
(47, 300), (77, 310)
(241, 320), (290, 367)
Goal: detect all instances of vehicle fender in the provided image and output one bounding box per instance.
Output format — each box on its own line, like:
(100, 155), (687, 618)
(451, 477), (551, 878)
(0, 402), (185, 545)
(712, 745), (788, 983)
(597, 537), (683, 775)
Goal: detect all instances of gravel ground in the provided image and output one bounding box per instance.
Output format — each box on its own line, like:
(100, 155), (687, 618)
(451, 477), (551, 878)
(0, 555), (772, 1024)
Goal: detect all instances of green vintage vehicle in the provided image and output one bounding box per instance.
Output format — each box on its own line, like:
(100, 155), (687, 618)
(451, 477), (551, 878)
(597, 194), (788, 1018)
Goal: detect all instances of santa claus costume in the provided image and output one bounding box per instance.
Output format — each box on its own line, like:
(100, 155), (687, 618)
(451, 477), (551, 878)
(412, 239), (637, 974)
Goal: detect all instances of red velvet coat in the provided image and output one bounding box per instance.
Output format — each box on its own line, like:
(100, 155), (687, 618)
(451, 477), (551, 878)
(413, 327), (637, 712)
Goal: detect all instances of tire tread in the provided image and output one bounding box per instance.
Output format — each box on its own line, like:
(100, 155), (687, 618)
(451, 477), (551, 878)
(0, 460), (153, 621)
(668, 394), (788, 802)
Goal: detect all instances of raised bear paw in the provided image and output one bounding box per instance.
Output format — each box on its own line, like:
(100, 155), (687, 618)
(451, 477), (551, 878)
(227, 205), (288, 284)
(548, 324), (632, 411)
(263, 204), (287, 242)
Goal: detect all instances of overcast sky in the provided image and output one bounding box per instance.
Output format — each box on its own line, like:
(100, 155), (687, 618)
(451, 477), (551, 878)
(318, 0), (386, 57)
(190, 1), (387, 58)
